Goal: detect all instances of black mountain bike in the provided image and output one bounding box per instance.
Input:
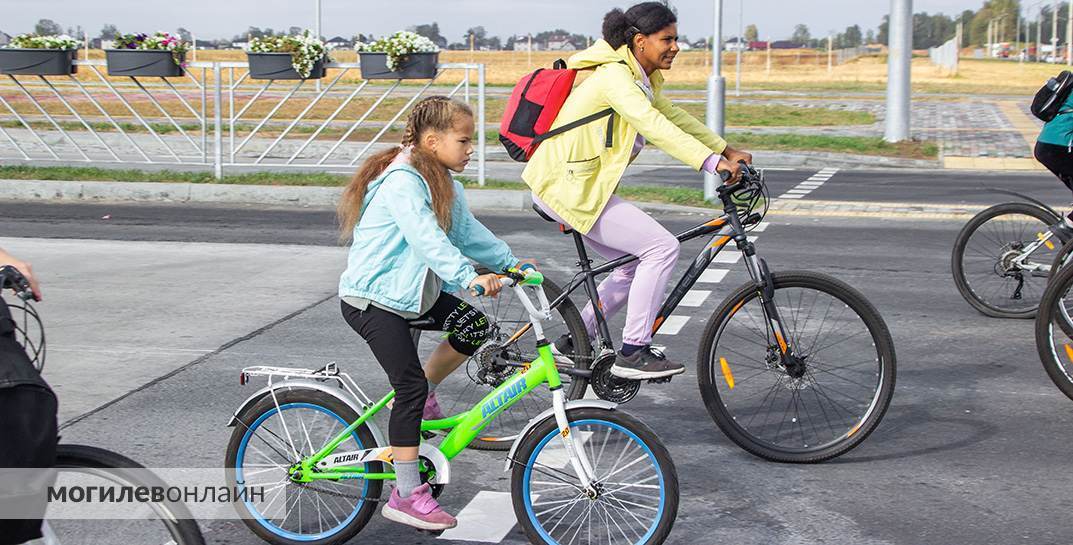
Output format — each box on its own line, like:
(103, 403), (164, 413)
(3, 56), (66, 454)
(426, 165), (896, 463)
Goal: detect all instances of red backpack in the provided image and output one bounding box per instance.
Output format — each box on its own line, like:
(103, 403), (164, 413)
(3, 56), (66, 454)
(499, 59), (615, 162)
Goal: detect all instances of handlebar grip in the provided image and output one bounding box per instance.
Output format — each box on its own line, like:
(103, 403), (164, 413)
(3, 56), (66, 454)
(472, 285), (485, 296)
(719, 170), (732, 183)
(519, 262), (536, 272)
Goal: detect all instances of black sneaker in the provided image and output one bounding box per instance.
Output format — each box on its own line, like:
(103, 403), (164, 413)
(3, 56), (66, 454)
(610, 346), (685, 380)
(1050, 221), (1073, 245)
(550, 334), (576, 365)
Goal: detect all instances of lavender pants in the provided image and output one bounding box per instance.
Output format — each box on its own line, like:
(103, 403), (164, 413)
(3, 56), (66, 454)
(534, 194), (680, 346)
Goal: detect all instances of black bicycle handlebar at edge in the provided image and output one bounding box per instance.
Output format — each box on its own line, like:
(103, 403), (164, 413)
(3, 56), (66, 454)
(0, 265), (34, 301)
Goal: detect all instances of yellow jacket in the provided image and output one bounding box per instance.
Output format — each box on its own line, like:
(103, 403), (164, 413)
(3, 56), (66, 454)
(522, 40), (728, 234)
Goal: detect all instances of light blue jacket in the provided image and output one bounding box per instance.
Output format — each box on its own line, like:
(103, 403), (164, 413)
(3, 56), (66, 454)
(338, 164), (518, 313)
(1040, 91), (1073, 147)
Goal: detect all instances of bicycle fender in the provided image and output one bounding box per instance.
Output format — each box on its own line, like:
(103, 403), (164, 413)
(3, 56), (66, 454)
(227, 380), (388, 450)
(503, 399), (617, 472)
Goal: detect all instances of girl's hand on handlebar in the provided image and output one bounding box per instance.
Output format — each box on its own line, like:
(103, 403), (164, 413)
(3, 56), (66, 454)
(469, 273), (503, 297)
(0, 249), (41, 301)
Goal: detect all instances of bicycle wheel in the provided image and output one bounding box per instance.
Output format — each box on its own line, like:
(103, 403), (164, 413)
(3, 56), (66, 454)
(1048, 239), (1073, 338)
(698, 271), (896, 463)
(1036, 261), (1073, 400)
(952, 202), (1061, 318)
(225, 389), (382, 545)
(511, 407), (679, 545)
(44, 444), (205, 545)
(415, 273), (592, 451)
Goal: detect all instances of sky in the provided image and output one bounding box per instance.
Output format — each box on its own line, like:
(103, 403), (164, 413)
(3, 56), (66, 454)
(0, 0), (989, 42)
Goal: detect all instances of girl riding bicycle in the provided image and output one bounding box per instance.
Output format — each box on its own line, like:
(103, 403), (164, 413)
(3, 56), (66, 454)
(524, 2), (754, 379)
(337, 96), (528, 530)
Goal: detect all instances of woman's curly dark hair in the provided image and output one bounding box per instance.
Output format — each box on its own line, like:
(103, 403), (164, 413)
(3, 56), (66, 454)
(602, 2), (678, 49)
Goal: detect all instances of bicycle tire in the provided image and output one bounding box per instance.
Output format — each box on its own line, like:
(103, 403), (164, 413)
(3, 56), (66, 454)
(1048, 239), (1073, 338)
(697, 271), (896, 463)
(53, 444), (206, 545)
(952, 202), (1060, 318)
(225, 389), (383, 545)
(414, 273), (592, 451)
(1036, 260), (1073, 401)
(511, 407), (679, 545)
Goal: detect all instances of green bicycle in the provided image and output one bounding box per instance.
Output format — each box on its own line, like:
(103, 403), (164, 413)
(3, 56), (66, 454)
(225, 268), (680, 545)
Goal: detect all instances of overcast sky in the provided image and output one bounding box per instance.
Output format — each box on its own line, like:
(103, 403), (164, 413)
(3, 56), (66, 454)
(1, 1), (988, 42)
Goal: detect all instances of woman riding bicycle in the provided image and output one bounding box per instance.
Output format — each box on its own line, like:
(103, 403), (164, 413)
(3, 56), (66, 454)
(1035, 86), (1073, 242)
(524, 2), (754, 380)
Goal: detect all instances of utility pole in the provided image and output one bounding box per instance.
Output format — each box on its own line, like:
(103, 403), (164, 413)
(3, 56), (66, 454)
(1067, 0), (1072, 65)
(704, 0), (726, 202)
(314, 0), (322, 92)
(828, 34), (833, 73)
(1053, 0), (1059, 63)
(766, 36), (771, 75)
(885, 0), (912, 143)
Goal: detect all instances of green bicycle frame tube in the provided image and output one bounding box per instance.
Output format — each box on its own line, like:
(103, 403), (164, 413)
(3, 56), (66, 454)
(303, 342), (562, 474)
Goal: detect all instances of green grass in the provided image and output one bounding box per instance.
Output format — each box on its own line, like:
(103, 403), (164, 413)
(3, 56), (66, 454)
(727, 132), (939, 159)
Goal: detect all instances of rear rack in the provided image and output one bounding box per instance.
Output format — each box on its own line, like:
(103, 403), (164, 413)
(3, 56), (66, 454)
(240, 362), (376, 408)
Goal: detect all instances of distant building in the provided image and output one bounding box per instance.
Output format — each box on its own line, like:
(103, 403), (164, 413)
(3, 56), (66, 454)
(725, 37), (747, 51)
(232, 40), (249, 50)
(546, 35), (576, 51)
(512, 36), (542, 51)
(91, 38), (115, 49)
(749, 41), (769, 50)
(325, 36), (351, 50)
(771, 40), (804, 49)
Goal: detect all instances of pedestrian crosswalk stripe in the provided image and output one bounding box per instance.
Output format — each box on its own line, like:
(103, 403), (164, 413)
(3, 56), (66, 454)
(655, 315), (690, 335)
(439, 491), (519, 543)
(777, 193), (805, 199)
(699, 269), (730, 283)
(713, 251), (743, 263)
(785, 189), (812, 194)
(680, 290), (712, 307)
(752, 222), (770, 232)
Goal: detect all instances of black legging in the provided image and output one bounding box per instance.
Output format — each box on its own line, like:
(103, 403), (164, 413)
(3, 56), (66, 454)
(1035, 141), (1073, 197)
(341, 293), (491, 447)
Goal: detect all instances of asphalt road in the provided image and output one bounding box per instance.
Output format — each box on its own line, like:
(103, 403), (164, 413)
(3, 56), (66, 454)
(3, 169), (1073, 544)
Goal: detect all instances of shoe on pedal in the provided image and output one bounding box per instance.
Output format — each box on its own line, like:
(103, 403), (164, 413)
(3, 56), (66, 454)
(382, 483), (457, 531)
(1050, 221), (1073, 245)
(550, 334), (577, 365)
(610, 346), (685, 380)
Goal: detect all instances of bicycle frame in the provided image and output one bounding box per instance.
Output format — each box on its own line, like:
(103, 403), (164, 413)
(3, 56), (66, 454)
(285, 278), (599, 489)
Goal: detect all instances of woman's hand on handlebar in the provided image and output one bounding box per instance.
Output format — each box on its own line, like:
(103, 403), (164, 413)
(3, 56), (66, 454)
(715, 158), (743, 184)
(469, 273), (503, 298)
(722, 146), (752, 168)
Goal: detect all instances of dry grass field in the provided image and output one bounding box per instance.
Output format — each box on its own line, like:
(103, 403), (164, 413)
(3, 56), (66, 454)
(50, 48), (1061, 94)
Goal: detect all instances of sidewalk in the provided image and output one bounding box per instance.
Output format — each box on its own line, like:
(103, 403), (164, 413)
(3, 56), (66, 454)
(0, 178), (1049, 220)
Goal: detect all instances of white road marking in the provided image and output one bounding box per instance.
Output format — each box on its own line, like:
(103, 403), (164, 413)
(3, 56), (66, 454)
(439, 491), (521, 542)
(680, 290), (712, 307)
(751, 222), (770, 232)
(785, 189), (812, 195)
(656, 315), (690, 335)
(796, 181), (825, 187)
(777, 194), (805, 199)
(699, 269), (730, 283)
(712, 251), (743, 263)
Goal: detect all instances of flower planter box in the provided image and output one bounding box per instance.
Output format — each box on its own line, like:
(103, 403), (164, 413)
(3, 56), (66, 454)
(105, 49), (184, 77)
(359, 52), (439, 80)
(246, 52), (326, 80)
(0, 48), (77, 75)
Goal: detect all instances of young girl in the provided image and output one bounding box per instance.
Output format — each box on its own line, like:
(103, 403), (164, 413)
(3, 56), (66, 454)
(524, 2), (753, 380)
(337, 96), (526, 530)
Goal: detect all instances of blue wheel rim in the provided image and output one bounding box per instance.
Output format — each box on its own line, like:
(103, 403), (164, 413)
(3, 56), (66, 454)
(521, 418), (666, 545)
(235, 402), (369, 541)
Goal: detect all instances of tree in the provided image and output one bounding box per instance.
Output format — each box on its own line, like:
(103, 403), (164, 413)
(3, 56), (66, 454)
(866, 29), (875, 44)
(791, 24), (811, 45)
(288, 26), (303, 36)
(100, 24), (118, 39)
(744, 24), (758, 43)
(465, 26), (487, 48)
(843, 24), (863, 47)
(176, 27), (192, 42)
(412, 23), (447, 48)
(35, 19), (63, 36)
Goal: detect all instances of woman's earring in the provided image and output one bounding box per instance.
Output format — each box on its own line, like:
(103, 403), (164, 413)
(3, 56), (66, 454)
(641, 46), (645, 52)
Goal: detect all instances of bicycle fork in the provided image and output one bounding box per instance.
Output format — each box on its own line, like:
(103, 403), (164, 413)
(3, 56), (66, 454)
(551, 388), (600, 495)
(742, 245), (802, 374)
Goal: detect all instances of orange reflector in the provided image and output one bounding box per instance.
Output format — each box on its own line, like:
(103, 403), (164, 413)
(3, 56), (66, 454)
(729, 300), (745, 317)
(652, 316), (665, 333)
(1064, 343), (1073, 364)
(775, 331), (788, 353)
(719, 357), (735, 389)
(847, 421), (863, 438)
(1039, 232), (1057, 250)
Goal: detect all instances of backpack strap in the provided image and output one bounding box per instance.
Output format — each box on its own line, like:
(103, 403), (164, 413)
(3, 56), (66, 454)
(533, 108), (615, 145)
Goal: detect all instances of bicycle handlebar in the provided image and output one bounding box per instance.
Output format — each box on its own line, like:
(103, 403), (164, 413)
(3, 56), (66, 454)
(0, 265), (35, 302)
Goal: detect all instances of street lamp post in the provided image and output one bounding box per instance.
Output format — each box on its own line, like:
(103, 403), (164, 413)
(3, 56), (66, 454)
(704, 0), (726, 202)
(885, 0), (912, 143)
(315, 0), (322, 91)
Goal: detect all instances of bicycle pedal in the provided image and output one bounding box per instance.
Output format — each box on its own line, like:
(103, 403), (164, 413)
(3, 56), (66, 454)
(646, 376), (673, 384)
(421, 431), (437, 440)
(417, 529), (446, 537)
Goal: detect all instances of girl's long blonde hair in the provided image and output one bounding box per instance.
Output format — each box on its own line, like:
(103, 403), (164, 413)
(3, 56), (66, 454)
(337, 96), (473, 242)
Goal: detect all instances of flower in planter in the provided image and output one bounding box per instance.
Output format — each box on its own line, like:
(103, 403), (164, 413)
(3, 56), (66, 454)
(355, 31), (439, 72)
(248, 30), (327, 79)
(5, 34), (80, 50)
(113, 31), (190, 67)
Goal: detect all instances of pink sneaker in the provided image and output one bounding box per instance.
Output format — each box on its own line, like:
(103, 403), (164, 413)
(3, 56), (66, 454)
(423, 392), (446, 420)
(381, 483), (457, 530)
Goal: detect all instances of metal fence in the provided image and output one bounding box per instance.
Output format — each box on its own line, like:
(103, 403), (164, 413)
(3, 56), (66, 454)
(0, 59), (487, 184)
(929, 37), (960, 75)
